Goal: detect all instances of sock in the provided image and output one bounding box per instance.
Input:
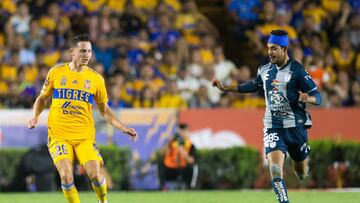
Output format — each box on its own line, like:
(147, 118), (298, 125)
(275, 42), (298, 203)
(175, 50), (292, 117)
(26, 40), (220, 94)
(271, 178), (289, 203)
(61, 182), (80, 203)
(92, 177), (107, 202)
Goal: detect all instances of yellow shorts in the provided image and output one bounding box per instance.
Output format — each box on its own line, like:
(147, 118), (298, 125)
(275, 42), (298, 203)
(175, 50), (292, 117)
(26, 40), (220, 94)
(48, 137), (103, 166)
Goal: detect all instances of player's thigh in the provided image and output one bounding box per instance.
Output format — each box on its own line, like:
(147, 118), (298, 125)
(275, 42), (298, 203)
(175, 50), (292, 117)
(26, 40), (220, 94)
(55, 159), (74, 181)
(285, 126), (310, 162)
(74, 139), (103, 166)
(264, 128), (287, 159)
(48, 137), (75, 165)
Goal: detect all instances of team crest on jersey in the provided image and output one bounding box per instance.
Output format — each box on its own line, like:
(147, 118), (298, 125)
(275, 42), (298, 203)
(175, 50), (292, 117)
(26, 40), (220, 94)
(270, 91), (285, 104)
(84, 80), (91, 89)
(72, 80), (78, 84)
(60, 76), (67, 86)
(44, 79), (49, 87)
(284, 74), (291, 82)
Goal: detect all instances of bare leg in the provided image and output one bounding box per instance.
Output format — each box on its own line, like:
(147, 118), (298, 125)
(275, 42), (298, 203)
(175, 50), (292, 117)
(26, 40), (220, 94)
(83, 160), (107, 203)
(292, 158), (309, 180)
(55, 159), (80, 203)
(267, 150), (289, 203)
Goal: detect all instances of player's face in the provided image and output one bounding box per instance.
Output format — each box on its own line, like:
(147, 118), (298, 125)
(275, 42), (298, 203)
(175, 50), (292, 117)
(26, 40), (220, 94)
(70, 41), (92, 66)
(267, 43), (286, 65)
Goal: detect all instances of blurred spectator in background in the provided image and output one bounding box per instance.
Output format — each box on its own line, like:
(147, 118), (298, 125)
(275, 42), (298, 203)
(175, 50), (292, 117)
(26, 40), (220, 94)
(348, 14), (360, 50)
(189, 84), (212, 109)
(93, 34), (116, 73)
(187, 48), (204, 79)
(157, 79), (187, 109)
(214, 46), (236, 84)
(331, 34), (356, 73)
(348, 81), (360, 106)
(227, 0), (262, 40)
(8, 1), (31, 36)
(133, 63), (165, 97)
(333, 71), (351, 106)
(159, 50), (179, 79)
(39, 33), (60, 68)
(14, 34), (36, 65)
(176, 66), (200, 104)
(119, 2), (142, 35)
(133, 85), (158, 108)
(216, 92), (232, 108)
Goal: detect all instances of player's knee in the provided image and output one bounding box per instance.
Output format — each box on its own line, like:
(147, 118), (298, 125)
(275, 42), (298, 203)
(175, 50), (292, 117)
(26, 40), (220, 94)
(87, 170), (102, 182)
(59, 169), (74, 183)
(270, 164), (282, 179)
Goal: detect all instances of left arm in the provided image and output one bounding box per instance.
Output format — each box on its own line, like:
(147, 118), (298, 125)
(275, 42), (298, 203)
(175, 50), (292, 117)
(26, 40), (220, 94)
(298, 67), (322, 106)
(97, 102), (138, 142)
(299, 90), (322, 106)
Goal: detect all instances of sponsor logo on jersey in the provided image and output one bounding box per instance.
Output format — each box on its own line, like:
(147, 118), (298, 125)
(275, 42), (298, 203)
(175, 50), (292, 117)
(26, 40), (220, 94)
(273, 111), (290, 117)
(61, 101), (83, 115)
(271, 79), (286, 87)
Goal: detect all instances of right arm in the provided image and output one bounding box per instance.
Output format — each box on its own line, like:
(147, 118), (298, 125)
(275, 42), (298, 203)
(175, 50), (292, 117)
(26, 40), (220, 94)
(211, 79), (260, 93)
(28, 93), (50, 129)
(212, 66), (263, 93)
(28, 68), (54, 129)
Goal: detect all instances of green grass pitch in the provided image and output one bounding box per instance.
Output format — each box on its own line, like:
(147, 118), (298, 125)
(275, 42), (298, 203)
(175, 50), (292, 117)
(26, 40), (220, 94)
(1, 190), (360, 203)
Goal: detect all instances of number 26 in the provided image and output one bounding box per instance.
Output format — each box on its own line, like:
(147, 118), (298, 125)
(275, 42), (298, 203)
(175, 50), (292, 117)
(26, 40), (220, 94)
(56, 144), (68, 155)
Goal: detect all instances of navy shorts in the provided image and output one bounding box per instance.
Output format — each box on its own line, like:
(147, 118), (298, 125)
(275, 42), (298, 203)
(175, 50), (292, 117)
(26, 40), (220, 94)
(263, 126), (310, 161)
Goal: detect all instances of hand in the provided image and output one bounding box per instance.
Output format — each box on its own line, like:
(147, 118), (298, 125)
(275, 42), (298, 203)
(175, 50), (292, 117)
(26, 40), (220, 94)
(179, 146), (194, 164)
(211, 78), (224, 91)
(28, 117), (38, 129)
(124, 127), (139, 142)
(299, 91), (310, 103)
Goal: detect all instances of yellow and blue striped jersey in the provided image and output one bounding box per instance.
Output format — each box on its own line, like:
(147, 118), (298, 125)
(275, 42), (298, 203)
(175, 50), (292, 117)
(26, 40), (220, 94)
(41, 63), (108, 140)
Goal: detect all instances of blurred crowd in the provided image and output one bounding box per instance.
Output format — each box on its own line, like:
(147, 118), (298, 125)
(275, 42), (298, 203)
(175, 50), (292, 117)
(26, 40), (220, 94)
(0, 0), (359, 109)
(228, 0), (360, 107)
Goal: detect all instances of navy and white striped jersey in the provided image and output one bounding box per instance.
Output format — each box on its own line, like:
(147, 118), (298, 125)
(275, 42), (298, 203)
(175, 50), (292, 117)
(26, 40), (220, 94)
(249, 59), (318, 129)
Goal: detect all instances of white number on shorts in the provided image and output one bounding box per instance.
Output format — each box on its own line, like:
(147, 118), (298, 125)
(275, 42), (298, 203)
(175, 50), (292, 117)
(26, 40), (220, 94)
(264, 132), (279, 148)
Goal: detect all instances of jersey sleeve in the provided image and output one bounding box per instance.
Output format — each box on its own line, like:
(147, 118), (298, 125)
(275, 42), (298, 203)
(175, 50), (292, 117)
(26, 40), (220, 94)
(40, 68), (55, 96)
(254, 67), (264, 88)
(297, 67), (318, 93)
(94, 75), (108, 104)
(237, 66), (263, 93)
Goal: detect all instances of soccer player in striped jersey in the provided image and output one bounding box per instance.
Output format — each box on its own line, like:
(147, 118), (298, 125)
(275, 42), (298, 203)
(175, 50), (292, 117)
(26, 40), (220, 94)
(28, 34), (138, 203)
(212, 30), (321, 203)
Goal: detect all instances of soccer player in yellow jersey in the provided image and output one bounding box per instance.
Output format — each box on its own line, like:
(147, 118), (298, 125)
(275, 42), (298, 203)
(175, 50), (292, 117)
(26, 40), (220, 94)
(28, 34), (138, 203)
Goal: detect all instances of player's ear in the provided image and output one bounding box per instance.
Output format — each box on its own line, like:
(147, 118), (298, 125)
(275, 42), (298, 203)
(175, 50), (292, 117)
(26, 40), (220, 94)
(69, 47), (74, 55)
(283, 46), (288, 53)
